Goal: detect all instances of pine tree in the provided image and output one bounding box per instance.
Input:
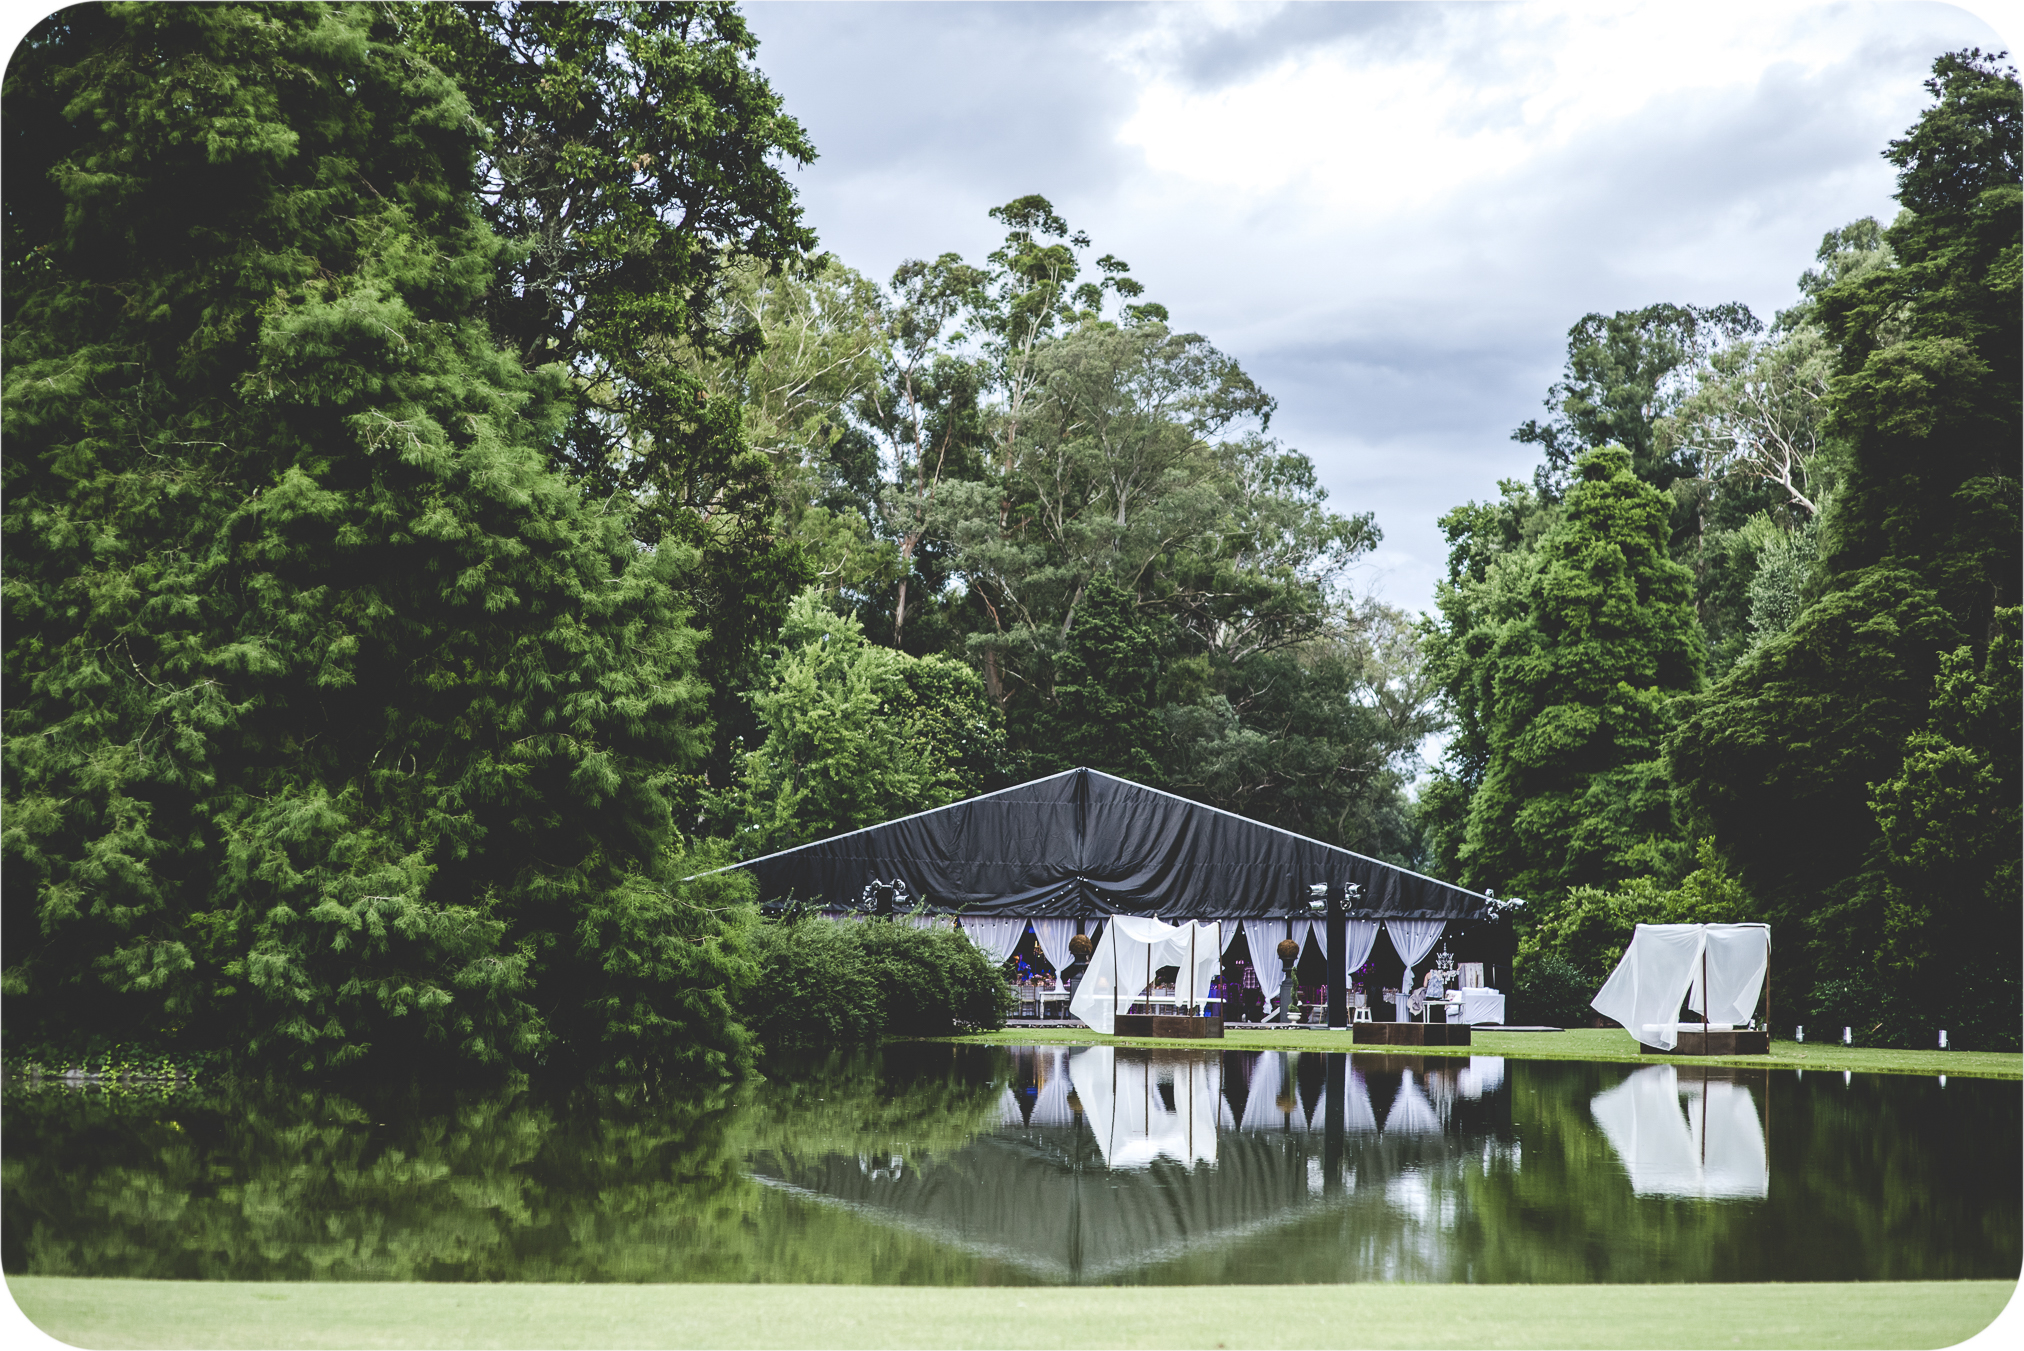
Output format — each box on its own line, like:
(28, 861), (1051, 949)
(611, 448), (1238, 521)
(2, 3), (753, 1076)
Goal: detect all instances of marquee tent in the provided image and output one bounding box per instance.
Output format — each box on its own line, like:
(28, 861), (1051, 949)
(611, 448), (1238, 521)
(712, 767), (1489, 921)
(1590, 923), (1770, 1051)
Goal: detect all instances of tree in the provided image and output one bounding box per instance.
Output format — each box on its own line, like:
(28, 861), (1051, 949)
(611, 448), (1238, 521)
(715, 591), (1009, 852)
(1445, 446), (1703, 898)
(1012, 575), (1168, 780)
(1, 2), (753, 1077)
(1869, 608), (2020, 1047)
(1668, 50), (2020, 1041)
(1515, 303), (1761, 497)
(403, 0), (824, 771)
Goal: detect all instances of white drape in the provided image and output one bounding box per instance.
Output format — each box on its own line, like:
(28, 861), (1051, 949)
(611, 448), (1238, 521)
(1030, 918), (1080, 976)
(1244, 918), (1292, 976)
(1385, 918), (1446, 970)
(1301, 919), (1326, 961)
(1590, 923), (1769, 1050)
(1069, 916), (1221, 1032)
(901, 913), (952, 931)
(1343, 920), (1381, 979)
(1215, 920), (1247, 955)
(961, 916), (1027, 967)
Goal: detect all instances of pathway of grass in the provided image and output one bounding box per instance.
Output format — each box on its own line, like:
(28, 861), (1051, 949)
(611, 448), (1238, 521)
(8, 1276), (2016, 1350)
(946, 1026), (2021, 1080)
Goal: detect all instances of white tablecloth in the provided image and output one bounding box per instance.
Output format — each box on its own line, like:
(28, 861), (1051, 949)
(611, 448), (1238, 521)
(1456, 988), (1506, 1024)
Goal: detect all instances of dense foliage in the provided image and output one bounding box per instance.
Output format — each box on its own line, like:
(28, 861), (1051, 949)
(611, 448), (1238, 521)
(2, 2), (760, 1078)
(1426, 49), (2020, 1048)
(740, 918), (1012, 1054)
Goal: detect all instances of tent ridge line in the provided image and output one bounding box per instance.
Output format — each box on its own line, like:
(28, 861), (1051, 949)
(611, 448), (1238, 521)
(682, 767), (1088, 881)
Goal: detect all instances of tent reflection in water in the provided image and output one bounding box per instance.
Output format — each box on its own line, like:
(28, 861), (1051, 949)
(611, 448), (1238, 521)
(1590, 1065), (1769, 1199)
(1589, 923), (1770, 1052)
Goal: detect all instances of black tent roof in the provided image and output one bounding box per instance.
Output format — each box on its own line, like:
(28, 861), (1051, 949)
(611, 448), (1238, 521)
(712, 767), (1488, 920)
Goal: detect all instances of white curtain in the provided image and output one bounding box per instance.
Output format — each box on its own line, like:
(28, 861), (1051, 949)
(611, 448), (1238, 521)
(1030, 918), (1080, 978)
(1591, 923), (1770, 1049)
(1301, 919), (1327, 961)
(961, 916), (1027, 967)
(901, 913), (951, 931)
(1343, 920), (1381, 980)
(1215, 920), (1248, 955)
(1385, 918), (1446, 970)
(1244, 917), (1292, 977)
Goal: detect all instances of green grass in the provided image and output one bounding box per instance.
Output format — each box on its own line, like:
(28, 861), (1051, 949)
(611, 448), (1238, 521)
(945, 1026), (2022, 1080)
(6, 1276), (2015, 1349)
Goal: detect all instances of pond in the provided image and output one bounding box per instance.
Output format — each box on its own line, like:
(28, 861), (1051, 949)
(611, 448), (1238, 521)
(3, 1045), (2016, 1285)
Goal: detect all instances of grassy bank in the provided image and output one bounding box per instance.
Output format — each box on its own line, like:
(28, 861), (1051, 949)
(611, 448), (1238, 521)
(945, 1026), (2022, 1079)
(7, 1276), (2015, 1349)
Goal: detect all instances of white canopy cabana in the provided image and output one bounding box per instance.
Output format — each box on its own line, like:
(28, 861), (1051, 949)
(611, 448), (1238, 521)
(1590, 923), (1770, 1051)
(1068, 915), (1220, 1034)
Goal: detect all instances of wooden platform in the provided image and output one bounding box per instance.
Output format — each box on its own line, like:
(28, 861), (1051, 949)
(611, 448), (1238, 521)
(1639, 1028), (1770, 1056)
(1351, 1021), (1472, 1046)
(1112, 1014), (1225, 1039)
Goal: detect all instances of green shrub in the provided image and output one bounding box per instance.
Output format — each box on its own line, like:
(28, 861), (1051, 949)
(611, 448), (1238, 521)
(742, 918), (1010, 1052)
(1512, 953), (1598, 1027)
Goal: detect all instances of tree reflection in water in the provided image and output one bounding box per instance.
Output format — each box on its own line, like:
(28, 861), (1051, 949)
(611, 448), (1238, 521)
(3, 1046), (2015, 1285)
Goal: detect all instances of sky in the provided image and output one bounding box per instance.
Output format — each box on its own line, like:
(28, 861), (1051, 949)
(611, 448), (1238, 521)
(740, 0), (2012, 619)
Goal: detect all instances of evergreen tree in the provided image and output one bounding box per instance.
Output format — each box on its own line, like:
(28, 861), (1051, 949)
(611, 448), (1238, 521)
(1015, 575), (1168, 781)
(2, 2), (754, 1077)
(1443, 446), (1703, 898)
(715, 591), (1009, 853)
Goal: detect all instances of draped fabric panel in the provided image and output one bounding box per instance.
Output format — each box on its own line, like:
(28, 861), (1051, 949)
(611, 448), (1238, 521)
(1301, 919), (1327, 961)
(961, 917), (1027, 967)
(1244, 918), (1293, 977)
(1385, 918), (1446, 970)
(1343, 920), (1381, 978)
(1030, 918), (1081, 975)
(1215, 921), (1247, 955)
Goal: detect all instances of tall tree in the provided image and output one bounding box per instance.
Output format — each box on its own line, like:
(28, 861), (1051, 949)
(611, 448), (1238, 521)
(403, 1), (823, 767)
(1437, 446), (1703, 898)
(1516, 303), (1762, 497)
(1669, 49), (2021, 1045)
(2, 2), (753, 1077)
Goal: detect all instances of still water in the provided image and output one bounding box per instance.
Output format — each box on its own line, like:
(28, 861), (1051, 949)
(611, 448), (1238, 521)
(4, 1045), (2016, 1285)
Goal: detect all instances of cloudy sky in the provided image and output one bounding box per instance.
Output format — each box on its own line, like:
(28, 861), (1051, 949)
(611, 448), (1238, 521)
(741, 0), (2008, 618)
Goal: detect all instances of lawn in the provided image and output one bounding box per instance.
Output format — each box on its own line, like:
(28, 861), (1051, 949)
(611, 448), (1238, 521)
(7, 1276), (2017, 1350)
(946, 1026), (2022, 1080)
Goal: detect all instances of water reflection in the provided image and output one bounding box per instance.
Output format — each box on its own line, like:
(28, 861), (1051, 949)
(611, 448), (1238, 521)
(1591, 1066), (1769, 1200)
(750, 1048), (1520, 1282)
(3, 1047), (2016, 1286)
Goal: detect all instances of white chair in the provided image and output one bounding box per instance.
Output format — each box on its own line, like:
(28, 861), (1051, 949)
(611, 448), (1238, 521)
(1352, 989), (1371, 1022)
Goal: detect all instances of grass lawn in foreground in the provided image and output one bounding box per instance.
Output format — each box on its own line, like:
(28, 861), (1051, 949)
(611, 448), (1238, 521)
(6, 1276), (2016, 1350)
(945, 1026), (2021, 1080)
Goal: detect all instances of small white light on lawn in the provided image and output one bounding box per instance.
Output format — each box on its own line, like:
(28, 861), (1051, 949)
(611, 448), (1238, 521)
(1842, 1026), (1852, 1045)
(1796, 1025), (1804, 1042)
(1939, 1030), (1948, 1049)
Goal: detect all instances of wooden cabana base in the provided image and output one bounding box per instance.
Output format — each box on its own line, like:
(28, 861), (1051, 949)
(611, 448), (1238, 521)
(1112, 1014), (1224, 1039)
(1352, 1022), (1472, 1046)
(1639, 1028), (1770, 1056)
